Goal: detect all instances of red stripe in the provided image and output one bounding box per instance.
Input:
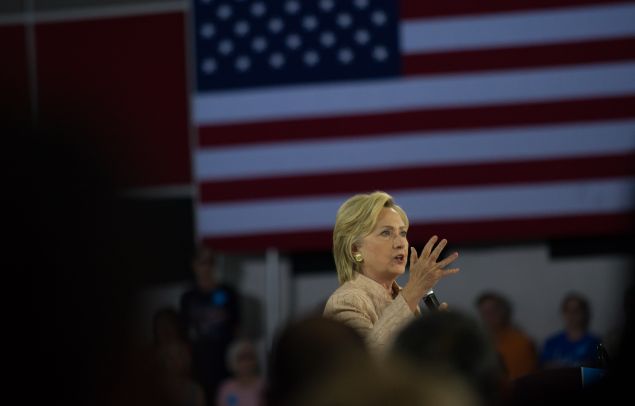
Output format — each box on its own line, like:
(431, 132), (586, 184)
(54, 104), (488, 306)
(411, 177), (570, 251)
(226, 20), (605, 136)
(198, 96), (635, 147)
(0, 24), (30, 123)
(199, 154), (635, 203)
(403, 37), (635, 76)
(202, 212), (635, 251)
(400, 0), (634, 20)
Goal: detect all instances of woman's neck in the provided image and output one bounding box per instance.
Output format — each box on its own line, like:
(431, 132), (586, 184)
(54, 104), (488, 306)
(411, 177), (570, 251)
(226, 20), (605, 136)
(361, 270), (395, 294)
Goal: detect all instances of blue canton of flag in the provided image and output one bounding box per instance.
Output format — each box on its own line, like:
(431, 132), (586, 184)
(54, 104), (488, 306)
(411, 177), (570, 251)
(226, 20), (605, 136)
(194, 0), (400, 91)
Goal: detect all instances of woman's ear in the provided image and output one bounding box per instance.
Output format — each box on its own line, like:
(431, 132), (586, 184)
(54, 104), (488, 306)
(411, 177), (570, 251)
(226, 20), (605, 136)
(351, 244), (364, 264)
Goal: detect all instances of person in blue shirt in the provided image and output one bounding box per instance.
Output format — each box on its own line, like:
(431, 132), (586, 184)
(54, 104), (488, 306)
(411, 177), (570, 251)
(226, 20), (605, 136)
(180, 247), (240, 406)
(540, 292), (601, 369)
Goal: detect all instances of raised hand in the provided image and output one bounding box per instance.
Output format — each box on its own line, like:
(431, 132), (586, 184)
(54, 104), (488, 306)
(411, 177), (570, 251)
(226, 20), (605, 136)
(401, 235), (460, 312)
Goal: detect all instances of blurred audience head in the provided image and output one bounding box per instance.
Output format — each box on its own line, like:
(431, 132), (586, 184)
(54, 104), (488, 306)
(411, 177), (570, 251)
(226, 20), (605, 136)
(226, 339), (259, 379)
(476, 291), (513, 332)
(192, 245), (217, 291)
(267, 315), (368, 406)
(300, 358), (479, 406)
(560, 292), (591, 332)
(157, 341), (193, 378)
(332, 191), (408, 284)
(392, 310), (507, 406)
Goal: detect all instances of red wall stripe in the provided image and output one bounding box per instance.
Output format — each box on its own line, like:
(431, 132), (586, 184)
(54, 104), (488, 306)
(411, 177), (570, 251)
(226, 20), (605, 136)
(35, 12), (191, 188)
(0, 24), (31, 125)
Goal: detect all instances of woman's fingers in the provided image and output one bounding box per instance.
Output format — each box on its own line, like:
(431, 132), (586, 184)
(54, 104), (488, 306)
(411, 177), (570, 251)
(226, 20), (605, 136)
(443, 267), (460, 276)
(430, 238), (448, 262)
(422, 235), (438, 258)
(408, 235), (460, 302)
(413, 236), (460, 280)
(409, 246), (418, 266)
(436, 252), (459, 269)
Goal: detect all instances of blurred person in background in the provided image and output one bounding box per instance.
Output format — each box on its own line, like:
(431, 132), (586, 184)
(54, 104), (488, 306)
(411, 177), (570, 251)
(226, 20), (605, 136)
(323, 191), (460, 354)
(392, 311), (508, 406)
(152, 308), (205, 406)
(157, 341), (206, 406)
(476, 291), (538, 380)
(540, 292), (601, 369)
(216, 339), (263, 406)
(180, 247), (241, 406)
(508, 291), (622, 406)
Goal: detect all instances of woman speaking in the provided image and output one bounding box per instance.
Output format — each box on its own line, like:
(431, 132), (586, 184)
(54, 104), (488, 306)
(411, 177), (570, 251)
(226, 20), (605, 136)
(323, 191), (460, 354)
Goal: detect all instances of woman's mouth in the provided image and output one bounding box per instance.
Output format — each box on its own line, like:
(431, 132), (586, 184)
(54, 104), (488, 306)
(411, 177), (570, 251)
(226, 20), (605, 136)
(393, 254), (405, 264)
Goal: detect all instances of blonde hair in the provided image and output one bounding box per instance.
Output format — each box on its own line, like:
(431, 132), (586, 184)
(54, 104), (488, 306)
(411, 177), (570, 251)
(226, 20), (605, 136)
(333, 191), (408, 284)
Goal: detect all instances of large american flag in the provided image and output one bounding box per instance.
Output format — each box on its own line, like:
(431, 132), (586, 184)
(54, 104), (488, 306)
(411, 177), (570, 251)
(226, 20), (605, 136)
(191, 0), (635, 251)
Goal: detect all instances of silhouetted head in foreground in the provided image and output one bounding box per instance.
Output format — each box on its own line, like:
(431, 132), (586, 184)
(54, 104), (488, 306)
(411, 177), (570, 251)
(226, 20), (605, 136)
(267, 316), (368, 406)
(268, 315), (478, 406)
(392, 311), (506, 406)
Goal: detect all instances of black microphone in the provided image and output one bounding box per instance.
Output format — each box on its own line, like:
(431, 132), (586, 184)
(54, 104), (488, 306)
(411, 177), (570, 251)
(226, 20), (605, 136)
(422, 290), (440, 310)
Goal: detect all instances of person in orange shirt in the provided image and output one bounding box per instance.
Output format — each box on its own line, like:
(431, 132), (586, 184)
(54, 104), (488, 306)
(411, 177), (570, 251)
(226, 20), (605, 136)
(476, 291), (538, 380)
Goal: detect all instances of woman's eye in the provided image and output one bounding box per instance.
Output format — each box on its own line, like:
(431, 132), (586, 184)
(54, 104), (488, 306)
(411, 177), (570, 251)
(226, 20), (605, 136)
(400, 231), (407, 237)
(380, 230), (390, 236)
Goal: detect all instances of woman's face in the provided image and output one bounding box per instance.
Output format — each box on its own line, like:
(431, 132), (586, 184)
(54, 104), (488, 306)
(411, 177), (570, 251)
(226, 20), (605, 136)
(356, 207), (408, 283)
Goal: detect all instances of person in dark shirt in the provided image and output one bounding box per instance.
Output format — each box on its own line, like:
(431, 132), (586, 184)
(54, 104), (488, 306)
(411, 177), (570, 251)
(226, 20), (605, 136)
(180, 247), (240, 406)
(540, 292), (601, 369)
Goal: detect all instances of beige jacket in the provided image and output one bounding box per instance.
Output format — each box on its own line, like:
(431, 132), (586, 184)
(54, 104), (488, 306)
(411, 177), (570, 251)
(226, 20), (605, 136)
(323, 272), (418, 355)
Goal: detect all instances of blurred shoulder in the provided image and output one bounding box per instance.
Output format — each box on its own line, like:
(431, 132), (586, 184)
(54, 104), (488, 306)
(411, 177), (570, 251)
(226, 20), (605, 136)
(544, 331), (567, 344)
(505, 327), (536, 346)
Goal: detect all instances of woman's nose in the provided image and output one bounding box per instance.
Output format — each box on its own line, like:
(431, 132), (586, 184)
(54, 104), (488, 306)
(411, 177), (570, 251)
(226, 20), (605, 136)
(393, 235), (406, 248)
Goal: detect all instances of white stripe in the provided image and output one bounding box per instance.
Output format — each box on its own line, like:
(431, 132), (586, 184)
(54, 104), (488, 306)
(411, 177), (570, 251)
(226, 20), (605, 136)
(197, 177), (635, 236)
(194, 119), (635, 181)
(193, 62), (635, 125)
(401, 3), (635, 53)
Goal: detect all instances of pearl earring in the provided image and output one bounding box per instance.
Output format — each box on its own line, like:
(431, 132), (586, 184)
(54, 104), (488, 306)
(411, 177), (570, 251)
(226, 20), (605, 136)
(354, 253), (363, 263)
